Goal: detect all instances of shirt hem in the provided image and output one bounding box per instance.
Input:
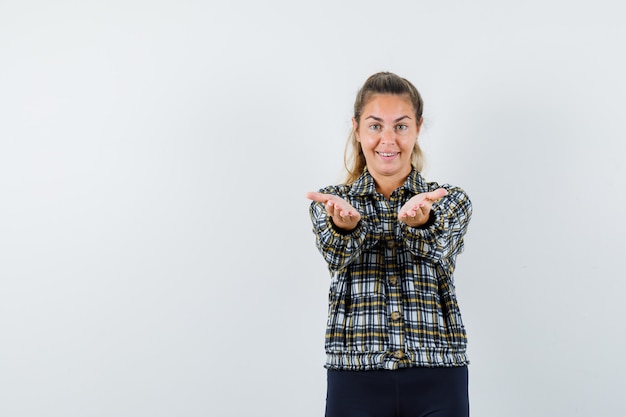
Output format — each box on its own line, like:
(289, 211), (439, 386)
(324, 350), (469, 371)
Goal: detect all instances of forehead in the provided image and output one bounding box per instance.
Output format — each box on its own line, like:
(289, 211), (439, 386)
(361, 93), (415, 117)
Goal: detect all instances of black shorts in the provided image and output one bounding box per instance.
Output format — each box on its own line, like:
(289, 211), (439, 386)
(325, 366), (469, 417)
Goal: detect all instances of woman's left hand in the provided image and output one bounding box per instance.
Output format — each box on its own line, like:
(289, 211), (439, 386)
(398, 188), (448, 227)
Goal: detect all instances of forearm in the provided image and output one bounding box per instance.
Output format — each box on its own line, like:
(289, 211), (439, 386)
(401, 188), (472, 262)
(310, 202), (369, 272)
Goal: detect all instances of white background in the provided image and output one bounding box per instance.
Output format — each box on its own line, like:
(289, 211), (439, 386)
(1, 1), (625, 416)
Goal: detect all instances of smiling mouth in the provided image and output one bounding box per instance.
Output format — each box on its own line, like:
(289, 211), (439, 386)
(377, 152), (398, 157)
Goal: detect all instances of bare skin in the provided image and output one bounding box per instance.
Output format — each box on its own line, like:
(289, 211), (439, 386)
(306, 93), (448, 231)
(352, 94), (420, 198)
(305, 192), (362, 230)
(396, 188), (448, 227)
(306, 188), (447, 231)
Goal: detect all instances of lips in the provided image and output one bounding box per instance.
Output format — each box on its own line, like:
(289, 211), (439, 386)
(377, 151), (398, 158)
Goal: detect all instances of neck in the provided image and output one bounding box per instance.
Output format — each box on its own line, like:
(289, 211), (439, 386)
(371, 170), (410, 199)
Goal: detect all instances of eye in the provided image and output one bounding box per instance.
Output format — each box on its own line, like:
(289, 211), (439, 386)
(369, 123), (381, 131)
(396, 124), (408, 131)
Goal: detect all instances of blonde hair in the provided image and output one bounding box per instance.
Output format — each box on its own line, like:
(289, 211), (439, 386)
(344, 72), (425, 184)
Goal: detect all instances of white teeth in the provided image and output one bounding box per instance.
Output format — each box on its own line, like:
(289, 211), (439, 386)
(379, 152), (396, 157)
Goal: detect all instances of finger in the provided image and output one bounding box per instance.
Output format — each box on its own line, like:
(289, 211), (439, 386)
(427, 188), (448, 201)
(411, 203), (425, 213)
(306, 191), (330, 203)
(339, 204), (355, 218)
(328, 201), (347, 219)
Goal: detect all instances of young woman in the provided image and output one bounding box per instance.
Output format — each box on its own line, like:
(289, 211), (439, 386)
(306, 72), (473, 417)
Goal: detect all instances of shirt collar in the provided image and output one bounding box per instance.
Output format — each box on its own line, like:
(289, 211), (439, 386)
(403, 169), (430, 195)
(348, 168), (429, 197)
(348, 168), (377, 197)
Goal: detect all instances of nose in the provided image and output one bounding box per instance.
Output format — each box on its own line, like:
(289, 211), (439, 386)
(381, 128), (396, 144)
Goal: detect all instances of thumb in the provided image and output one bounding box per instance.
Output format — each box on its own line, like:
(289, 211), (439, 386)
(306, 192), (329, 203)
(428, 188), (448, 200)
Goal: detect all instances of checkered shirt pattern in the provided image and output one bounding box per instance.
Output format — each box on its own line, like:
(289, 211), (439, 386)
(309, 169), (473, 370)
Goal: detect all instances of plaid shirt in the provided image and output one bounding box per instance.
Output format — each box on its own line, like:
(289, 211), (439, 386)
(309, 169), (472, 370)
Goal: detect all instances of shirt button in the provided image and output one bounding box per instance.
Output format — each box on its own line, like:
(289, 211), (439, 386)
(391, 311), (401, 321)
(389, 276), (398, 285)
(386, 240), (395, 249)
(393, 350), (404, 359)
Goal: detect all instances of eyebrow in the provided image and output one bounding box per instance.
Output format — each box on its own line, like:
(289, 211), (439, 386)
(365, 115), (412, 123)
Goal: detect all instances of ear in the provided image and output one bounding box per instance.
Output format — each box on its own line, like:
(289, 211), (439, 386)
(416, 117), (424, 136)
(352, 117), (360, 141)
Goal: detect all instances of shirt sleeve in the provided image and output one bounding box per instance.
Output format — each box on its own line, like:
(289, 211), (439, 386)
(400, 186), (473, 263)
(309, 199), (372, 273)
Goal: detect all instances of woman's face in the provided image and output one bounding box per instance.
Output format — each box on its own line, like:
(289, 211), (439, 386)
(353, 93), (421, 182)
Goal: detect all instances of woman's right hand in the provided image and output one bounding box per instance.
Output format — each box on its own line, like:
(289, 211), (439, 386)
(306, 192), (361, 231)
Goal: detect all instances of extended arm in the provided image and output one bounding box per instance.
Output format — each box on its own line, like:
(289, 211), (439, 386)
(307, 191), (369, 272)
(400, 187), (472, 262)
